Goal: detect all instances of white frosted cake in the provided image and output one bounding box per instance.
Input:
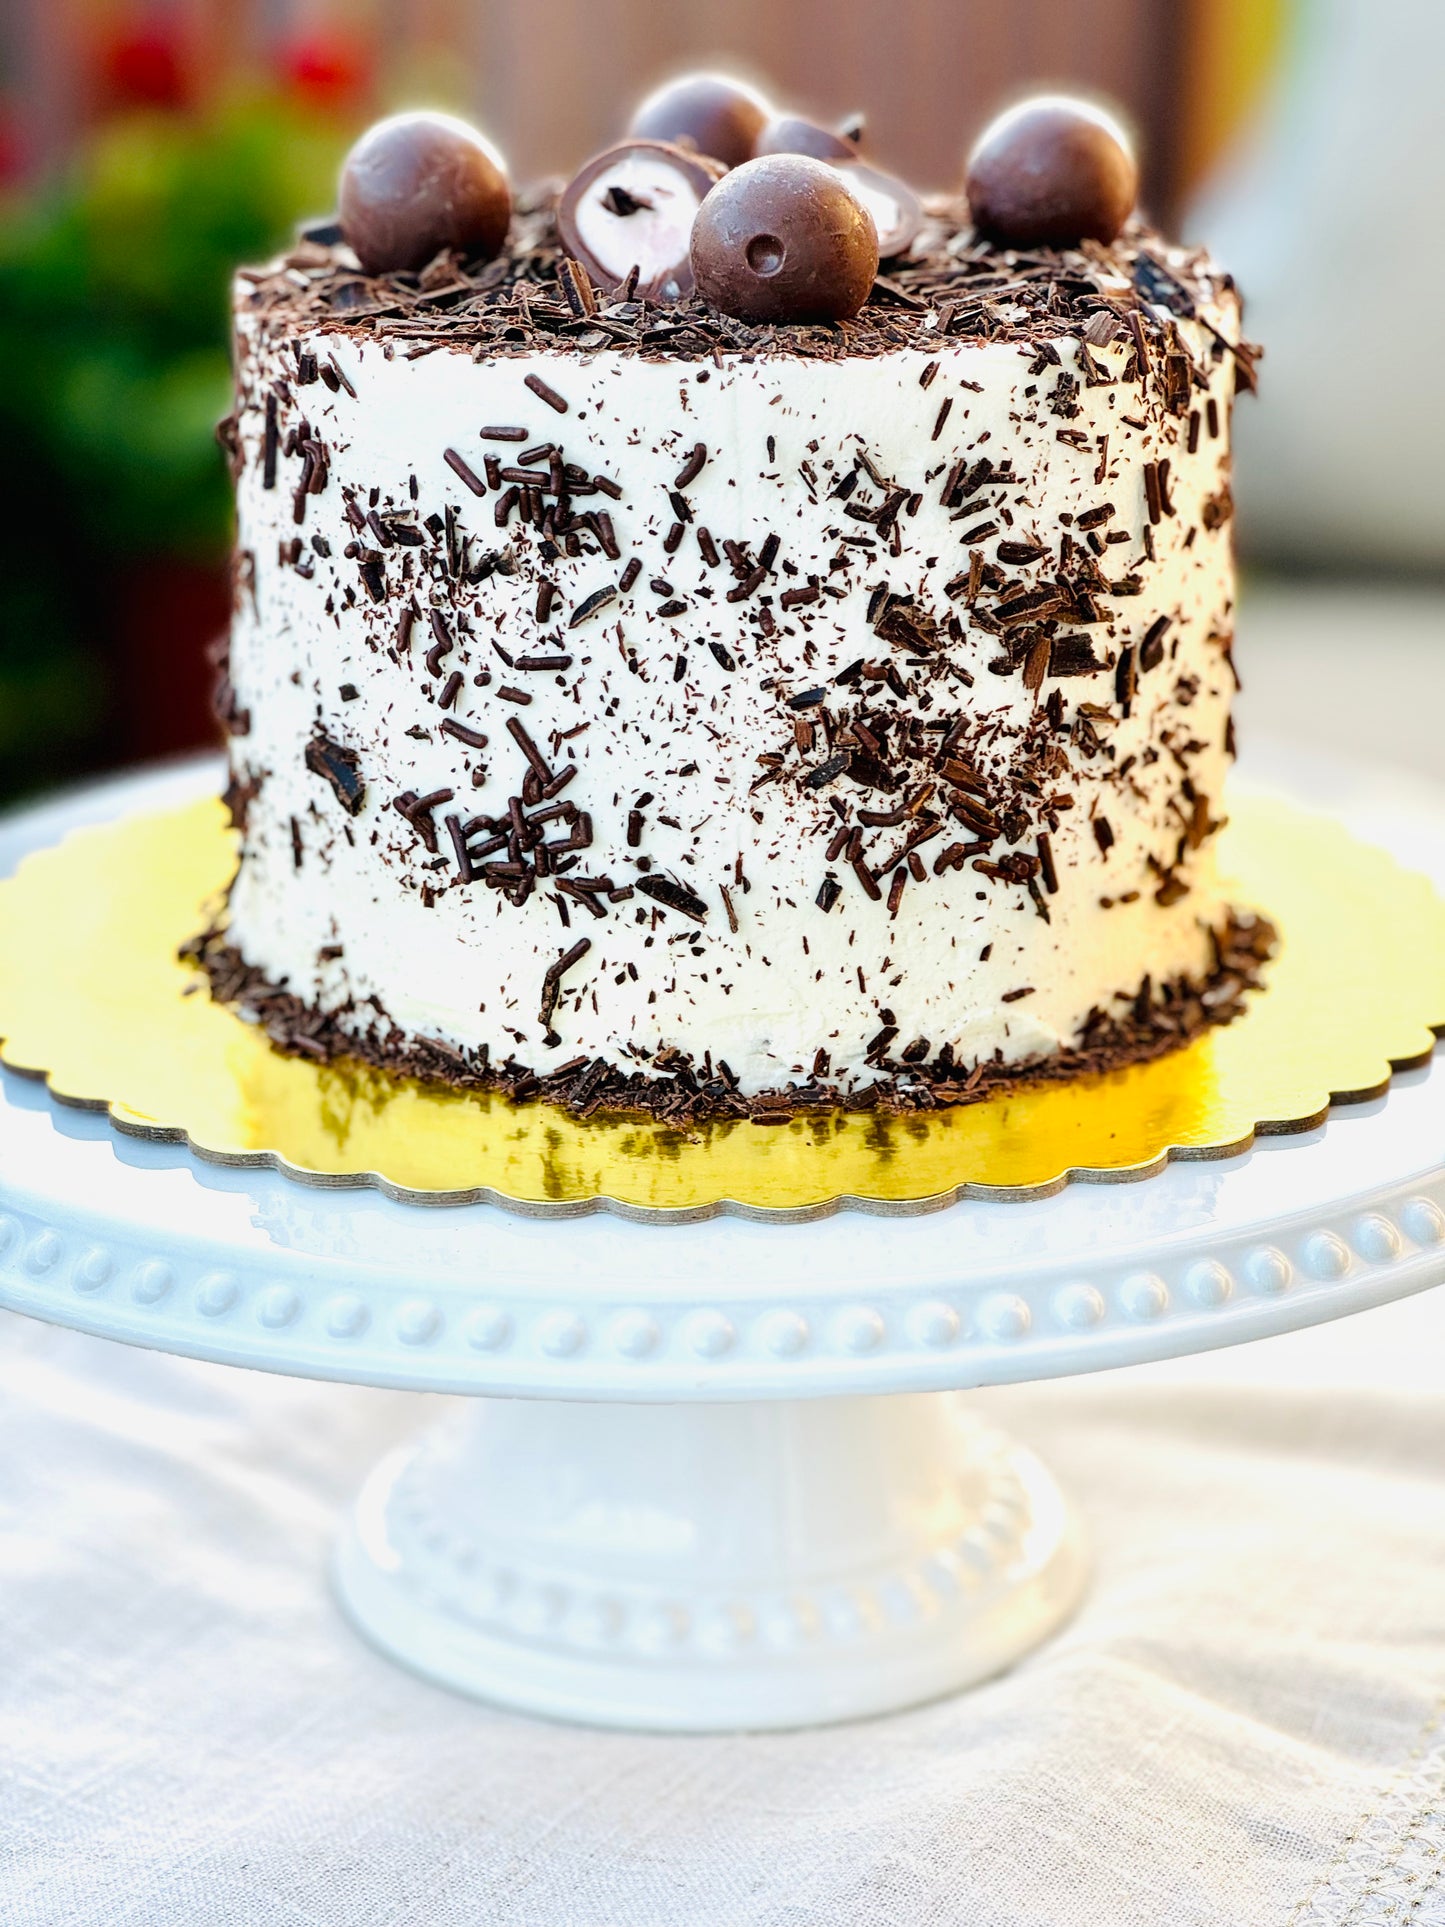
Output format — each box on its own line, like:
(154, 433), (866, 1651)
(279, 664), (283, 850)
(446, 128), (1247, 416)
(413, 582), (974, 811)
(204, 139), (1265, 1123)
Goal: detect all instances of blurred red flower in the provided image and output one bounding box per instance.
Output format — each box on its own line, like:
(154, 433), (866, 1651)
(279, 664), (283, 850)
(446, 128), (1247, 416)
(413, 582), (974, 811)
(278, 30), (371, 112)
(102, 21), (190, 111)
(0, 103), (26, 186)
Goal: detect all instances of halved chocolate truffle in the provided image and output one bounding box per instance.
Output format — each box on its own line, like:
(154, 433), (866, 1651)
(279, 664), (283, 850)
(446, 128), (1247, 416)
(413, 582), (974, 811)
(753, 116), (855, 163)
(628, 72), (771, 170)
(339, 111), (512, 275)
(965, 95), (1137, 249)
(752, 118), (920, 258)
(689, 154), (879, 324)
(558, 141), (722, 301)
(833, 162), (921, 259)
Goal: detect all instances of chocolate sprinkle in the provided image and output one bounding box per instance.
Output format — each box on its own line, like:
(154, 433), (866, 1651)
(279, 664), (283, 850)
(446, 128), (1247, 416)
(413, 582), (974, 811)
(675, 443), (708, 488)
(262, 393), (279, 489)
(443, 447), (487, 495)
(539, 936), (592, 1033)
(505, 716), (554, 782)
(524, 373), (569, 413)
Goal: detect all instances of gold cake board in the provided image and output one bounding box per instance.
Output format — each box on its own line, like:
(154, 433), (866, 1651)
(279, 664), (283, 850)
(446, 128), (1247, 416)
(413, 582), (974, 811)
(0, 793), (1441, 1219)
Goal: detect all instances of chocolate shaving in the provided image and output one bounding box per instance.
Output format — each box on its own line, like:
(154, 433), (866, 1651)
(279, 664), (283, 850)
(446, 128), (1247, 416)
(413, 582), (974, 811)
(304, 733), (364, 815)
(635, 875), (709, 922)
(569, 584), (618, 628)
(1140, 615), (1171, 672)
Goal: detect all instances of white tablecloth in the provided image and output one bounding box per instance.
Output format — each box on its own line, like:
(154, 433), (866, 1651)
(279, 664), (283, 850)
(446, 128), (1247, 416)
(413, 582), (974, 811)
(4, 1290), (1445, 1927)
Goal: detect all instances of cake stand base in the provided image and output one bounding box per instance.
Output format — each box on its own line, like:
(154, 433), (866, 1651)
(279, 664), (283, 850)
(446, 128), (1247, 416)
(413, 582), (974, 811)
(334, 1392), (1086, 1730)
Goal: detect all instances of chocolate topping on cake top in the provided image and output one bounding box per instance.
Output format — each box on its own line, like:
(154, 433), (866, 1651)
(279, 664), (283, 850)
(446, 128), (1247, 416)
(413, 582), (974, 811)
(250, 79), (1250, 369)
(242, 185), (1242, 372)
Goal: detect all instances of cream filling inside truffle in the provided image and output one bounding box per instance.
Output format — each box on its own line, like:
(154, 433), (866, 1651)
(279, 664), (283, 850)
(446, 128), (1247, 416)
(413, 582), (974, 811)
(573, 154), (703, 292)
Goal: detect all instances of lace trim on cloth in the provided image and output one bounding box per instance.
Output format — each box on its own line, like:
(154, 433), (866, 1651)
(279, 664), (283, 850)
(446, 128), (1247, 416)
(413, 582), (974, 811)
(1290, 1701), (1445, 1925)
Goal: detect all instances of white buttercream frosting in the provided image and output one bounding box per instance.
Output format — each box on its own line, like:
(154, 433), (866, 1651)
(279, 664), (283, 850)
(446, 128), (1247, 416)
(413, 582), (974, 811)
(222, 272), (1240, 1096)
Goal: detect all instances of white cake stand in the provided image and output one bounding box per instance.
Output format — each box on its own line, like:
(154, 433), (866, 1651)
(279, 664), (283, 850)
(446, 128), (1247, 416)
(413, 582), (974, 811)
(3, 756), (1443, 1731)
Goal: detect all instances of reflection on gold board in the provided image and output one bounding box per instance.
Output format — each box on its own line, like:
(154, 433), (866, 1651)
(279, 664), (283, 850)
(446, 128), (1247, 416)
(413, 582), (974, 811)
(0, 794), (1441, 1217)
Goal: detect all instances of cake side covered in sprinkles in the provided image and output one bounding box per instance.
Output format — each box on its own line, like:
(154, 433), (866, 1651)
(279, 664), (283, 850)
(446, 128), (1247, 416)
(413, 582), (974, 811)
(198, 83), (1270, 1123)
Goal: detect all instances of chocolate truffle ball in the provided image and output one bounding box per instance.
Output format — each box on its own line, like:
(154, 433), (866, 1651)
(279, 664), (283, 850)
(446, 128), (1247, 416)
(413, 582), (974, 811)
(690, 154), (879, 324)
(558, 141), (721, 301)
(339, 111), (512, 275)
(628, 72), (771, 170)
(964, 96), (1137, 249)
(752, 119), (920, 258)
(752, 115), (855, 163)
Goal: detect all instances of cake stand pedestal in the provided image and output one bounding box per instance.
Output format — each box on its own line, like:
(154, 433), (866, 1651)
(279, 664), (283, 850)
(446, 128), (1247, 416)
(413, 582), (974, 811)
(336, 1392), (1082, 1729)
(3, 759), (1444, 1729)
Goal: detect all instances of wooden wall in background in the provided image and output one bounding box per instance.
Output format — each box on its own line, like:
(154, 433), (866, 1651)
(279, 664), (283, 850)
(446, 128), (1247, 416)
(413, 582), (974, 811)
(5, 0), (1190, 221)
(466, 0), (1188, 221)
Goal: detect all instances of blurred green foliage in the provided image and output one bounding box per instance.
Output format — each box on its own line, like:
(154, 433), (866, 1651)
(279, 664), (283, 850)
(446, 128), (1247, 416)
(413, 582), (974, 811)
(0, 96), (345, 799)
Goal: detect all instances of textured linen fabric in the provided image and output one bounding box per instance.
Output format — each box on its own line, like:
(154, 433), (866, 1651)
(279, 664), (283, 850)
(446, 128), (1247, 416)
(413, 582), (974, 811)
(3, 1293), (1445, 1927)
